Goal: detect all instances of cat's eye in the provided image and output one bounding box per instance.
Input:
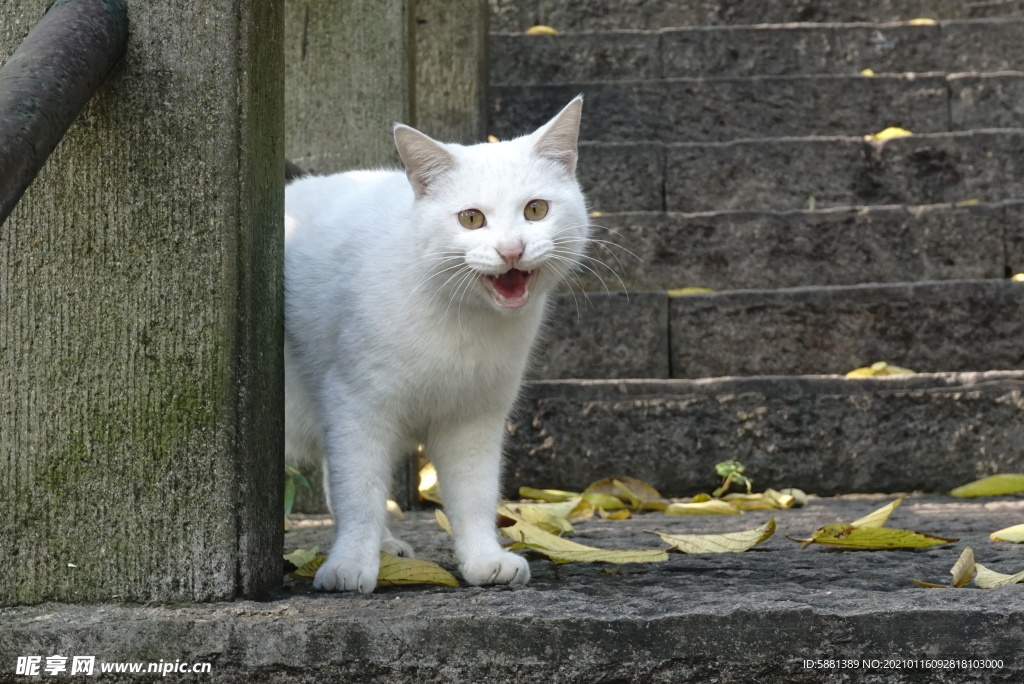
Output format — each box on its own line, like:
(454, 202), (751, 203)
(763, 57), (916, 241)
(524, 199), (549, 221)
(458, 209), (486, 229)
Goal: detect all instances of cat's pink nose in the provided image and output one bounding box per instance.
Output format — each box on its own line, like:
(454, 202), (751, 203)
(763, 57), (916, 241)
(496, 243), (524, 266)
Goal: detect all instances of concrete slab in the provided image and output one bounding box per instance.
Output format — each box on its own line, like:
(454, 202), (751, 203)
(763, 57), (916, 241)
(951, 73), (1024, 131)
(506, 372), (1024, 496)
(4, 498), (1024, 682)
(489, 0), (1024, 32)
(533, 291), (669, 379)
(491, 75), (950, 143)
(669, 279), (1024, 377)
(574, 203), (1015, 292)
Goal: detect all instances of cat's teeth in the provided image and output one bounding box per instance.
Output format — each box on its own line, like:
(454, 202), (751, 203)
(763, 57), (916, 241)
(483, 269), (536, 309)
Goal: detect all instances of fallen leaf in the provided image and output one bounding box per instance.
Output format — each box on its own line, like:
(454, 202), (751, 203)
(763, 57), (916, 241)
(435, 508), (452, 534)
(913, 547), (975, 588)
(908, 17), (937, 25)
(990, 524), (1024, 543)
(954, 198), (979, 207)
(498, 502), (574, 534)
(419, 462), (443, 505)
(525, 24), (558, 35)
(851, 498), (903, 528)
(386, 499), (405, 521)
(667, 287), (714, 296)
(284, 547), (319, 570)
(778, 488), (809, 507)
(582, 492), (629, 511)
(293, 554), (327, 579)
(590, 210), (603, 217)
(860, 68), (875, 76)
(502, 519), (667, 564)
(598, 508), (632, 520)
(664, 500), (741, 515)
(845, 361), (916, 377)
(518, 486), (579, 503)
(1012, 273), (1024, 282)
(723, 489), (795, 510)
(646, 519), (776, 554)
(863, 127), (913, 142)
(974, 562), (1024, 589)
(377, 552), (459, 587)
(487, 134), (499, 143)
(949, 474), (1024, 498)
(794, 523), (957, 550)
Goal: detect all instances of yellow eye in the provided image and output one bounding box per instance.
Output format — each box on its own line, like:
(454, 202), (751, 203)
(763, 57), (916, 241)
(458, 209), (486, 229)
(524, 199), (549, 221)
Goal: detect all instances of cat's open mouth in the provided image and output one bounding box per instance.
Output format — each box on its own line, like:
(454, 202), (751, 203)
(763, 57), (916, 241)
(482, 269), (536, 309)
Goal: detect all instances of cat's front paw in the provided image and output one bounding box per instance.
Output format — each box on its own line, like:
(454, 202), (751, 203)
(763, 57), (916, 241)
(461, 551), (530, 586)
(381, 536), (415, 558)
(313, 553), (379, 594)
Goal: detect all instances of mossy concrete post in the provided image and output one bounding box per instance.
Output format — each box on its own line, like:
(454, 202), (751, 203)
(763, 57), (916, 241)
(0, 1), (284, 605)
(284, 0), (488, 513)
(415, 0), (489, 144)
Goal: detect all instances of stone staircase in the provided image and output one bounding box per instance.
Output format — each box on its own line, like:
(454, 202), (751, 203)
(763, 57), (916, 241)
(490, 0), (1024, 499)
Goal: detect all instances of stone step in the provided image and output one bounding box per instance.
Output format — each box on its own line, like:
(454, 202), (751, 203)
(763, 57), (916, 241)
(491, 0), (1024, 32)
(507, 372), (1024, 496)
(577, 130), (1024, 212)
(491, 20), (1024, 84)
(7, 496), (1024, 682)
(574, 203), (1022, 293)
(535, 279), (1024, 380)
(491, 74), (1024, 143)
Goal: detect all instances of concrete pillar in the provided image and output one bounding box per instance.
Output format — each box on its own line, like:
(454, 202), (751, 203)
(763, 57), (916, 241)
(0, 0), (284, 605)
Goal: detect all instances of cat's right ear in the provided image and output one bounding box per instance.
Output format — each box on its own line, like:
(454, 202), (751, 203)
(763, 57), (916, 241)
(394, 124), (456, 198)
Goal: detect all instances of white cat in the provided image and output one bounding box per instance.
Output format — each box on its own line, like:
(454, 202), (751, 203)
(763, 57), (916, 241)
(284, 97), (589, 593)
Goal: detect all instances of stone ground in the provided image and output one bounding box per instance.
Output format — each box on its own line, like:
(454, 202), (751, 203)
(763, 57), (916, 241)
(4, 495), (1023, 683)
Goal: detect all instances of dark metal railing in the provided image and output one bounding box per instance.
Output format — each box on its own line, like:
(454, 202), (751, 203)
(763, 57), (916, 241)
(0, 0), (128, 225)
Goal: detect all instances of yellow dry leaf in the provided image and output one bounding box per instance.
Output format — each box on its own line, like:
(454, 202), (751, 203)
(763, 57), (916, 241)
(778, 488), (809, 507)
(419, 462), (443, 505)
(916, 546), (977, 588)
(954, 198), (979, 207)
(908, 17), (937, 25)
(386, 499), (405, 521)
(1012, 273), (1024, 282)
(990, 524), (1024, 543)
(723, 489), (795, 510)
(974, 562), (1024, 589)
(590, 210), (603, 217)
(582, 492), (629, 510)
(487, 134), (499, 143)
(797, 523), (957, 550)
(284, 547), (319, 570)
(498, 502), (574, 534)
(664, 500), (741, 515)
(860, 68), (875, 76)
(851, 498), (903, 528)
(690, 493), (712, 503)
(599, 508), (632, 520)
(949, 473), (1024, 498)
(845, 361), (916, 377)
(567, 497), (596, 522)
(293, 554), (327, 579)
(863, 127), (913, 142)
(613, 477), (669, 511)
(646, 518), (776, 554)
(518, 486), (579, 503)
(525, 24), (558, 35)
(377, 551), (459, 587)
(435, 508), (452, 534)
(950, 547), (976, 587)
(667, 287), (714, 296)
(501, 519), (667, 564)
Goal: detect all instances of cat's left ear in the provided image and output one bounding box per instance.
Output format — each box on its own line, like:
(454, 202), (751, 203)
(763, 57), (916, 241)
(394, 124), (457, 198)
(531, 95), (583, 176)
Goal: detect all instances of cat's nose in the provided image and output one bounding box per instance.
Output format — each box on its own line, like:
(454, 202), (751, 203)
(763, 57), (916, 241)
(496, 242), (524, 267)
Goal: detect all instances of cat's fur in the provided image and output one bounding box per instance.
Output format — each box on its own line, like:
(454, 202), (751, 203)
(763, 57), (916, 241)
(284, 97), (589, 593)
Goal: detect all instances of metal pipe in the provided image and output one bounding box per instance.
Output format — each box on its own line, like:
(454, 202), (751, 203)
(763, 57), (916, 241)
(0, 0), (128, 225)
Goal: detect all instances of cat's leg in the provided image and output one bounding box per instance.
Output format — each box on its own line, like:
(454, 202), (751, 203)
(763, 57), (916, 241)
(429, 416), (530, 586)
(313, 396), (398, 594)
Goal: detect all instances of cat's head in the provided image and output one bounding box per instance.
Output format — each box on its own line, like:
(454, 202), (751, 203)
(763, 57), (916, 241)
(394, 97), (589, 313)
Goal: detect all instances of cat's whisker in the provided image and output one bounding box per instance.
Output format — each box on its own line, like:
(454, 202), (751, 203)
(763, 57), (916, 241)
(543, 260), (584, 323)
(547, 251), (617, 299)
(405, 260), (470, 307)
